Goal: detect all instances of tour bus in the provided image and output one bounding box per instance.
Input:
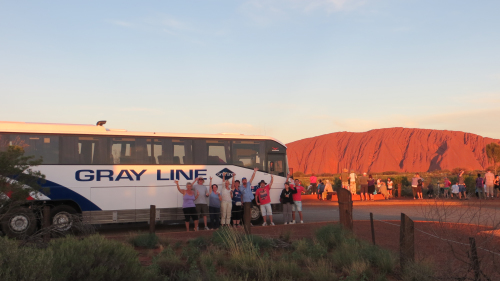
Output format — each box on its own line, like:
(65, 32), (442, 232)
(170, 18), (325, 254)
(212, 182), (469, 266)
(0, 121), (288, 238)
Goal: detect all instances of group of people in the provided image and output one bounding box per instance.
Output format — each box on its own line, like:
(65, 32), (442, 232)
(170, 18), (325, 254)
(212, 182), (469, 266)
(175, 168), (306, 231)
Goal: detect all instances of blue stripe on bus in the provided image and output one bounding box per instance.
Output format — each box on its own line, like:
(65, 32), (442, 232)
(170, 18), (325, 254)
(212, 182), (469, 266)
(39, 180), (102, 211)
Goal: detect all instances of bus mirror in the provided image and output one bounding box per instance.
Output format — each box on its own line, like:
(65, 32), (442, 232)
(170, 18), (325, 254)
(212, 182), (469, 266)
(270, 161), (275, 172)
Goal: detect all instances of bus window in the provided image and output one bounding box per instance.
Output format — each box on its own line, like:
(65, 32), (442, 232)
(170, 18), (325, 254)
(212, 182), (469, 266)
(111, 137), (151, 164)
(14, 134), (59, 164)
(232, 141), (266, 170)
(207, 140), (230, 164)
(174, 139), (193, 164)
(267, 154), (285, 176)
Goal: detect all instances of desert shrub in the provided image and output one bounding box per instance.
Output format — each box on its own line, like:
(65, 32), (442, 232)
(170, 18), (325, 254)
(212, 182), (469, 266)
(0, 237), (53, 281)
(293, 171), (305, 178)
(382, 171), (399, 175)
(189, 235), (210, 249)
(360, 244), (396, 273)
(402, 260), (435, 281)
(148, 246), (189, 280)
(292, 239), (327, 261)
(307, 260), (338, 281)
(50, 235), (143, 281)
(315, 224), (354, 250)
(129, 232), (159, 248)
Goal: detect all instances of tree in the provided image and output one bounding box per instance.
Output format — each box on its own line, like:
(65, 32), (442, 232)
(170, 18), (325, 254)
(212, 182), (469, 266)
(0, 146), (45, 237)
(486, 143), (500, 174)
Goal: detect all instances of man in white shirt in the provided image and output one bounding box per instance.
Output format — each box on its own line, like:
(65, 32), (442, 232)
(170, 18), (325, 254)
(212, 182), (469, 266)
(349, 171), (357, 195)
(451, 182), (460, 199)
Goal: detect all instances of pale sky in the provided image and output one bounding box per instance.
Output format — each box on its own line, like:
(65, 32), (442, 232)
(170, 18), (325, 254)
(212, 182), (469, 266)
(1, 0), (499, 144)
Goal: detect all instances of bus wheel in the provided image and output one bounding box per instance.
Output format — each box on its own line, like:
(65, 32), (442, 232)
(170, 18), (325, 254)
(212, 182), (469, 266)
(51, 205), (77, 234)
(1, 207), (37, 239)
(250, 205), (263, 224)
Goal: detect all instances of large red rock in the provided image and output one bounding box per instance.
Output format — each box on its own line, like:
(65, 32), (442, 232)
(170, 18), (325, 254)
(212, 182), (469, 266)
(286, 128), (500, 174)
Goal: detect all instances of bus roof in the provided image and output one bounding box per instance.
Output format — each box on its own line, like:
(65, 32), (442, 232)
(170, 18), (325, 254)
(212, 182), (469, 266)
(0, 121), (286, 147)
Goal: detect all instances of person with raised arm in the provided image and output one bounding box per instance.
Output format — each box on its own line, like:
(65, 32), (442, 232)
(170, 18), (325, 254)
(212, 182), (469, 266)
(175, 180), (199, 232)
(208, 176), (222, 229)
(191, 176), (210, 230)
(255, 174), (274, 226)
(220, 172), (234, 227)
(239, 167), (258, 219)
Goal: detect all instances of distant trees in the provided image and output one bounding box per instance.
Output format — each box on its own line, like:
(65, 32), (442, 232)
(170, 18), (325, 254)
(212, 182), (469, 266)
(486, 143), (500, 174)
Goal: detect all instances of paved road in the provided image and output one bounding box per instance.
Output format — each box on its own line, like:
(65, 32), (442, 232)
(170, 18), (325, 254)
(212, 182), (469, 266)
(96, 199), (500, 235)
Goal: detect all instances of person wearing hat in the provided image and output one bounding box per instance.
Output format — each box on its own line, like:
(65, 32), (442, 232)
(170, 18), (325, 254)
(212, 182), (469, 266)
(255, 175), (274, 226)
(191, 176), (210, 230)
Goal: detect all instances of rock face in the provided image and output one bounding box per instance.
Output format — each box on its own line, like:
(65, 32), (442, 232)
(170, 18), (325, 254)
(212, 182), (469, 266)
(286, 128), (500, 174)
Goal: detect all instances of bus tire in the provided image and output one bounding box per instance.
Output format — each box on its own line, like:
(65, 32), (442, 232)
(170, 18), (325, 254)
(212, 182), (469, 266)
(1, 207), (37, 239)
(250, 205), (263, 224)
(50, 205), (77, 234)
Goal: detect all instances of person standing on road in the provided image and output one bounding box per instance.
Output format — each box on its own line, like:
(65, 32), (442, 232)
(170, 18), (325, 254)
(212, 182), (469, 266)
(367, 175), (376, 201)
(175, 180), (199, 232)
(411, 173), (422, 200)
(379, 180), (390, 200)
(451, 182), (460, 199)
(280, 182), (296, 225)
(317, 180), (325, 200)
(341, 168), (349, 190)
(484, 170), (495, 199)
(289, 175), (305, 224)
(220, 173), (234, 227)
(208, 177), (222, 229)
(323, 180), (333, 200)
(458, 170), (467, 199)
(349, 171), (357, 195)
(476, 173), (485, 199)
(231, 179), (243, 228)
(387, 178), (394, 198)
(255, 175), (275, 226)
(443, 177), (451, 198)
(239, 168), (258, 228)
(417, 178), (424, 199)
(359, 173), (369, 201)
(495, 175), (500, 199)
(192, 177), (210, 230)
(310, 173), (318, 195)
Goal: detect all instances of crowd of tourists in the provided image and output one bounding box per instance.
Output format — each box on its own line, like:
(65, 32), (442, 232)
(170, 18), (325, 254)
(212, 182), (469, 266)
(175, 168), (307, 231)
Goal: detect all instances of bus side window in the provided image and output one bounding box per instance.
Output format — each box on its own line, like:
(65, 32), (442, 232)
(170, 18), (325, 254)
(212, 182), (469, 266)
(232, 141), (265, 170)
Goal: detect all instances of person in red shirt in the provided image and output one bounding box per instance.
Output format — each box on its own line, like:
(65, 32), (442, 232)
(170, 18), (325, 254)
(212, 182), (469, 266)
(310, 173), (318, 196)
(255, 175), (274, 226)
(287, 174), (304, 224)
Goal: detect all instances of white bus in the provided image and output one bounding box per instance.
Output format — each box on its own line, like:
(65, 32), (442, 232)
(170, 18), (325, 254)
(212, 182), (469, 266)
(0, 121), (288, 238)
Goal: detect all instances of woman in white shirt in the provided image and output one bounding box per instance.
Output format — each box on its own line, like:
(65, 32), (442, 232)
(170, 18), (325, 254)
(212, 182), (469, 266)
(220, 172), (234, 227)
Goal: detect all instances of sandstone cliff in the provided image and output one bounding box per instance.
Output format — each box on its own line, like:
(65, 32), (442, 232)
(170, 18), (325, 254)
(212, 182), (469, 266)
(286, 128), (500, 174)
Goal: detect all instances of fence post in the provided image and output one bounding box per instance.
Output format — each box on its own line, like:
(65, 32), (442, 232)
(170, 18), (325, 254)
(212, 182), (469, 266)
(338, 188), (353, 231)
(149, 205), (156, 234)
(244, 202), (251, 235)
(400, 213), (414, 269)
(43, 205), (51, 242)
(370, 212), (376, 245)
(469, 237), (481, 281)
(398, 183), (402, 198)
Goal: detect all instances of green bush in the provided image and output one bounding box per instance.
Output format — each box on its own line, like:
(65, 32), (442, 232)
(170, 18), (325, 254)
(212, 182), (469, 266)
(129, 232), (159, 249)
(402, 260), (435, 281)
(148, 246), (190, 280)
(50, 235), (144, 281)
(315, 224), (353, 250)
(0, 237), (53, 281)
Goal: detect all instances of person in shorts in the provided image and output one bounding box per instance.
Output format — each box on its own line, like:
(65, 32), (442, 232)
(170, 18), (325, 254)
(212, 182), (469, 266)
(175, 180), (199, 232)
(255, 175), (274, 226)
(310, 173), (318, 195)
(443, 177), (451, 198)
(387, 178), (393, 198)
(289, 175), (305, 224)
(359, 172), (368, 201)
(416, 179), (424, 199)
(367, 175), (375, 201)
(451, 182), (460, 198)
(317, 180), (325, 200)
(411, 173), (421, 200)
(192, 177), (210, 230)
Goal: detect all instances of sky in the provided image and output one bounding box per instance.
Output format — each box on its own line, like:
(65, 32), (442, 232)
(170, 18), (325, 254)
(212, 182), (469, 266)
(1, 0), (499, 144)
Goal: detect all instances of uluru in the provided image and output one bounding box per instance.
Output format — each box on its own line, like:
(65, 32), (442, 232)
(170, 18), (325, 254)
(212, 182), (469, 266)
(286, 128), (500, 174)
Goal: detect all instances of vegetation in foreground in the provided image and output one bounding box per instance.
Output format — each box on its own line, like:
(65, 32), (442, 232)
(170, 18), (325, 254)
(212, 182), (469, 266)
(0, 224), (435, 281)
